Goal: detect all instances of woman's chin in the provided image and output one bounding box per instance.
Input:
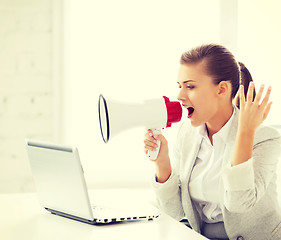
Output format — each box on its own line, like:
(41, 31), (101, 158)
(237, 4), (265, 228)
(189, 117), (204, 127)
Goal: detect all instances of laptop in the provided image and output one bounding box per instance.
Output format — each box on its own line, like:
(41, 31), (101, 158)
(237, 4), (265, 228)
(25, 139), (159, 224)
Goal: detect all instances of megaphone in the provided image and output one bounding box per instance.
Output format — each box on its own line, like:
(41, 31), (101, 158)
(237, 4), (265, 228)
(98, 94), (182, 160)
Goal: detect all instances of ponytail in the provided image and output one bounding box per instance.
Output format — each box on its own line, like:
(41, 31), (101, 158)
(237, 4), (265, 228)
(235, 62), (256, 108)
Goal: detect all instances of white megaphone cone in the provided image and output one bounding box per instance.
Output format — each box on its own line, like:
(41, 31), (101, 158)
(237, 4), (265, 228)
(98, 95), (182, 160)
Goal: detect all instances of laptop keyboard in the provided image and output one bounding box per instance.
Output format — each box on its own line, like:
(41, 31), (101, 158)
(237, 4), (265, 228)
(92, 205), (128, 217)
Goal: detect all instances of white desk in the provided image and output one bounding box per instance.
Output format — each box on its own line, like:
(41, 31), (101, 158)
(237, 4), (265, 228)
(0, 189), (207, 240)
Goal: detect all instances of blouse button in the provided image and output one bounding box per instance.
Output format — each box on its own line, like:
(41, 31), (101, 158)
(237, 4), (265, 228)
(237, 236), (244, 240)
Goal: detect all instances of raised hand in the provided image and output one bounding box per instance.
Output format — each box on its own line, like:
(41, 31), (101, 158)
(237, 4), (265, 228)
(238, 82), (272, 134)
(231, 82), (273, 166)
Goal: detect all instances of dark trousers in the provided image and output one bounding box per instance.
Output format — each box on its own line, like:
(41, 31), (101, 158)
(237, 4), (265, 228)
(180, 219), (229, 240)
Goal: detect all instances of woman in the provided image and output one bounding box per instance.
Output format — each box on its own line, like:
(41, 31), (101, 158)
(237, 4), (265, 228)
(144, 44), (281, 240)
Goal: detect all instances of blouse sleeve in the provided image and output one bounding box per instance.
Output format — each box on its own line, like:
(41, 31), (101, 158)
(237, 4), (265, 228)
(221, 126), (281, 213)
(152, 169), (185, 220)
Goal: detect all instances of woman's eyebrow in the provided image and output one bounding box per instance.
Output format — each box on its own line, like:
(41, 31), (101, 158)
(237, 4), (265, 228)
(177, 80), (196, 84)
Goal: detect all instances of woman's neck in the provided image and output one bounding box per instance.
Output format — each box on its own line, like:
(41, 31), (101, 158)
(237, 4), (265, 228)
(206, 103), (234, 144)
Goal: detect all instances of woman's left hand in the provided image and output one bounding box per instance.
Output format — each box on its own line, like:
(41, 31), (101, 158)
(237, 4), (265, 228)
(238, 82), (272, 134)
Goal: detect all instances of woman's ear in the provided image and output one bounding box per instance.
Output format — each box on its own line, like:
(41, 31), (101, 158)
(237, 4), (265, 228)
(217, 81), (231, 97)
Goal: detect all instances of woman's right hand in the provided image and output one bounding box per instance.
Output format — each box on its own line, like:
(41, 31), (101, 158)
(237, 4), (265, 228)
(144, 129), (172, 183)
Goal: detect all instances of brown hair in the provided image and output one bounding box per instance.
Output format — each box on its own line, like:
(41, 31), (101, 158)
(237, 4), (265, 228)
(180, 44), (255, 108)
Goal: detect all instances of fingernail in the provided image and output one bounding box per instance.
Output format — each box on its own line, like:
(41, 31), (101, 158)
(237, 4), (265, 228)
(154, 144), (158, 148)
(268, 86), (272, 91)
(154, 140), (157, 143)
(149, 133), (153, 137)
(154, 135), (158, 139)
(261, 84), (265, 88)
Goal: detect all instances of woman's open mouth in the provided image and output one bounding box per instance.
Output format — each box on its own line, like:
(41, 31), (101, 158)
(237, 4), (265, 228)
(187, 107), (194, 118)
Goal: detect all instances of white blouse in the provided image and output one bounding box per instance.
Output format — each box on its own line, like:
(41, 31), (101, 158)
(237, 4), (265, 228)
(188, 106), (236, 223)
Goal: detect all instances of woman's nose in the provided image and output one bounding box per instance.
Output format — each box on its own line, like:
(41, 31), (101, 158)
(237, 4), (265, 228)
(177, 88), (186, 102)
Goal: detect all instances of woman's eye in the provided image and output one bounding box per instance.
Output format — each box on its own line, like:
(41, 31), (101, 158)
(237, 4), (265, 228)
(177, 85), (194, 89)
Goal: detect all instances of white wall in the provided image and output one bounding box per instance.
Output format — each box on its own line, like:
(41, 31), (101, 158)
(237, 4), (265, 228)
(0, 0), (55, 193)
(65, 0), (281, 189)
(64, 0), (221, 189)
(237, 0), (281, 125)
(1, 0), (281, 193)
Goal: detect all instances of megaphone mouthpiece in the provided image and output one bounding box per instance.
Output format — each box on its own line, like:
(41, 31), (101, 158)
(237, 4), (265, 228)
(163, 96), (182, 128)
